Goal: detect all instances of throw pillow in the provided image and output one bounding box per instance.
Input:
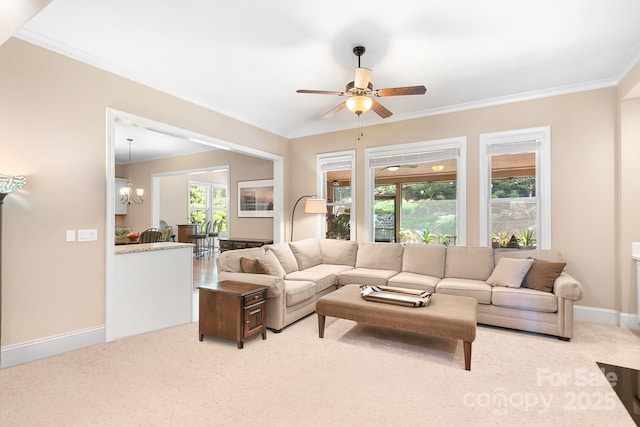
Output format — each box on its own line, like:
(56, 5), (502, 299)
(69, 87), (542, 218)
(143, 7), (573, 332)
(486, 257), (534, 288)
(523, 259), (566, 292)
(240, 257), (268, 275)
(256, 250), (287, 277)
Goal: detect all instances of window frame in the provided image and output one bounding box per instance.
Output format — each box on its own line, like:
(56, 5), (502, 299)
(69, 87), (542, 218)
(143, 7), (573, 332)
(316, 150), (356, 240)
(479, 126), (551, 249)
(364, 137), (467, 244)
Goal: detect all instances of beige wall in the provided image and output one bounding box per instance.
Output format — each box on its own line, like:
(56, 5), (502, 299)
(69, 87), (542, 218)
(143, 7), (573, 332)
(0, 38), (288, 346)
(124, 151), (273, 239)
(291, 88), (619, 311)
(618, 61), (640, 317)
(0, 35), (638, 349)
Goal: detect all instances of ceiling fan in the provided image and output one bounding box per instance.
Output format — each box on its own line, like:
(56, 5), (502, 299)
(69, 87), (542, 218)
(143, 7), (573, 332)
(297, 46), (427, 119)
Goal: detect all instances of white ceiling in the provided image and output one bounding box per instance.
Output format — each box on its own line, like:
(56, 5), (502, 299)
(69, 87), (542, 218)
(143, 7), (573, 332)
(15, 0), (640, 145)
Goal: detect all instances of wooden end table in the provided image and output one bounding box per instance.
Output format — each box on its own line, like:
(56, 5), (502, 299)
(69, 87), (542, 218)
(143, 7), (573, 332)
(198, 281), (268, 349)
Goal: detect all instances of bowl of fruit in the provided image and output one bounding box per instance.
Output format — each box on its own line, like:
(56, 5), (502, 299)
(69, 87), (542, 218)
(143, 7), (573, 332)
(126, 231), (140, 242)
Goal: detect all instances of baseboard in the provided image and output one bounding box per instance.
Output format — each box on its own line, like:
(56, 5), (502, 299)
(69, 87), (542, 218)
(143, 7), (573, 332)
(1, 325), (105, 369)
(574, 305), (639, 330)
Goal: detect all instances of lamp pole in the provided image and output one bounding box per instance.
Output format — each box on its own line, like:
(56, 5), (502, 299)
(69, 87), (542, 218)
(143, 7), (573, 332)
(290, 195), (314, 242)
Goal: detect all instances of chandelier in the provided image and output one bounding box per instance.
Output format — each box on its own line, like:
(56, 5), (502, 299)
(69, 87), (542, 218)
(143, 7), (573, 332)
(120, 138), (144, 205)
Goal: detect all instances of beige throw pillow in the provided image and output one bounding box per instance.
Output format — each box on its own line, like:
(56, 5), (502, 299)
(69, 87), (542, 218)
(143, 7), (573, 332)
(256, 250), (287, 277)
(240, 257), (268, 274)
(523, 259), (566, 292)
(486, 257), (534, 288)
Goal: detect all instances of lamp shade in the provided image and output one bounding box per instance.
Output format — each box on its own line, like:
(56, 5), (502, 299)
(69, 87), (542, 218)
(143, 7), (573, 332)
(354, 67), (372, 89)
(304, 198), (327, 214)
(346, 96), (373, 116)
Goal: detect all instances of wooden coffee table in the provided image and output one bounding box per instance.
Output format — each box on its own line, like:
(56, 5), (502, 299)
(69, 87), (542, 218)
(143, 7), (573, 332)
(316, 284), (478, 370)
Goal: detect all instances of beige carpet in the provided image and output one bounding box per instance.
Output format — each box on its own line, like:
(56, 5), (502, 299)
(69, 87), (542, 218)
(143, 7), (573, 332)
(1, 316), (638, 426)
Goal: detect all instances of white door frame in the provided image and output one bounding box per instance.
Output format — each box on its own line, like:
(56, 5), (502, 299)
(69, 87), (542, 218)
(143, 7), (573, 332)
(105, 108), (284, 342)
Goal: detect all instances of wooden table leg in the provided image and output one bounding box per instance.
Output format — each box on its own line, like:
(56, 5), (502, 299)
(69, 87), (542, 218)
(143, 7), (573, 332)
(199, 334), (204, 342)
(463, 341), (472, 371)
(318, 314), (326, 338)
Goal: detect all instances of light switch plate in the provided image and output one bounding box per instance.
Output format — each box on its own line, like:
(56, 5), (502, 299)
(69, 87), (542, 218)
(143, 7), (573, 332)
(66, 230), (76, 242)
(78, 229), (98, 242)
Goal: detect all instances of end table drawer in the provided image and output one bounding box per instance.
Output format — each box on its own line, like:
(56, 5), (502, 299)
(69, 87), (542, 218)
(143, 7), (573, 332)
(244, 291), (265, 305)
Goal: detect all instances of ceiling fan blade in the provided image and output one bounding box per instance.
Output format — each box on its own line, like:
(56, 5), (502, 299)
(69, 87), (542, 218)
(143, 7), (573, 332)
(371, 100), (392, 118)
(354, 67), (372, 89)
(296, 89), (345, 95)
(375, 85), (427, 97)
(322, 102), (346, 119)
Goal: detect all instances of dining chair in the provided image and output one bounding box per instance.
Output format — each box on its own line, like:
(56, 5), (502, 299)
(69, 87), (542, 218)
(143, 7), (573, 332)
(139, 227), (164, 243)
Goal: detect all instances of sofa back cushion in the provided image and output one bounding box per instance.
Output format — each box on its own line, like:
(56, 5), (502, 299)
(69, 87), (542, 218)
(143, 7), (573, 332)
(445, 246), (494, 281)
(257, 250), (287, 277)
(355, 243), (403, 271)
(217, 247), (266, 273)
(494, 249), (563, 264)
(401, 244), (446, 278)
(265, 242), (299, 274)
(319, 239), (358, 266)
(289, 238), (323, 270)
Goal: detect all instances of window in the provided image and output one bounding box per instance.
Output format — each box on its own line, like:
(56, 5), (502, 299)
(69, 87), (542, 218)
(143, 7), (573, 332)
(317, 151), (356, 240)
(211, 184), (228, 237)
(365, 138), (466, 244)
(189, 180), (229, 236)
(189, 181), (209, 231)
(479, 127), (551, 249)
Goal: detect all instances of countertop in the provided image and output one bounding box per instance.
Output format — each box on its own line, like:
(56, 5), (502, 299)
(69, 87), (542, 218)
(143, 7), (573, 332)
(115, 242), (194, 255)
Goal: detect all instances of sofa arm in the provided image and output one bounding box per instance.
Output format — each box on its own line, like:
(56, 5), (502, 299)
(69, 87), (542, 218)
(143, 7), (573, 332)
(217, 271), (285, 298)
(553, 272), (583, 301)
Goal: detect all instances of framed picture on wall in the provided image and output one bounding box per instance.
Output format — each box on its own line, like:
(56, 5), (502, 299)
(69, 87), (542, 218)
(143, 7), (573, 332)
(238, 179), (274, 217)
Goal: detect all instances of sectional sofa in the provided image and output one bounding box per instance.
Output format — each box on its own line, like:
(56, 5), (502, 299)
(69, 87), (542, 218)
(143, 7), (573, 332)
(216, 238), (584, 339)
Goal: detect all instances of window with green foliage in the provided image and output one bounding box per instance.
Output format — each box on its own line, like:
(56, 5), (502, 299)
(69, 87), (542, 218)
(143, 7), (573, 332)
(317, 151), (355, 240)
(189, 182), (208, 231)
(480, 127), (550, 249)
(365, 138), (466, 244)
(212, 184), (227, 233)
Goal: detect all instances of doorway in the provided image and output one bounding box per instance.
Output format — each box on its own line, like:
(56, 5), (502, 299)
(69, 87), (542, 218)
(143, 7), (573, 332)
(105, 108), (284, 342)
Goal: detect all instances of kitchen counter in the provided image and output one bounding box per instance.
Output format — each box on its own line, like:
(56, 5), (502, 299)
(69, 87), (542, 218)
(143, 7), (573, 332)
(114, 241), (193, 254)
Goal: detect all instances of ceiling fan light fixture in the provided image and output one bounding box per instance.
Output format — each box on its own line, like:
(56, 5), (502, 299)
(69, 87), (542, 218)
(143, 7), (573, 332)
(346, 96), (373, 116)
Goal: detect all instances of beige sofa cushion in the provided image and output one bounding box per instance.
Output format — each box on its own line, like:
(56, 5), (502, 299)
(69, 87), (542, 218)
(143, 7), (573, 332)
(491, 287), (558, 313)
(387, 272), (440, 293)
(217, 247), (266, 273)
(445, 246), (494, 281)
(339, 268), (398, 287)
(486, 257), (533, 288)
(495, 249), (563, 263)
(436, 278), (492, 304)
(285, 280), (316, 307)
(355, 243), (403, 271)
(257, 250), (286, 277)
(266, 243), (299, 273)
(319, 239), (358, 266)
(289, 238), (323, 270)
(401, 244), (446, 278)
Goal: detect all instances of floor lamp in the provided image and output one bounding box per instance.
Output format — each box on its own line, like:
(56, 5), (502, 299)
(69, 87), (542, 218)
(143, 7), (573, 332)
(0, 174), (26, 369)
(290, 195), (327, 241)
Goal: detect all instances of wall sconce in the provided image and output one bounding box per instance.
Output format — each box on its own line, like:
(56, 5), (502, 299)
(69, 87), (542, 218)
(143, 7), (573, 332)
(290, 195), (327, 241)
(0, 173), (27, 368)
